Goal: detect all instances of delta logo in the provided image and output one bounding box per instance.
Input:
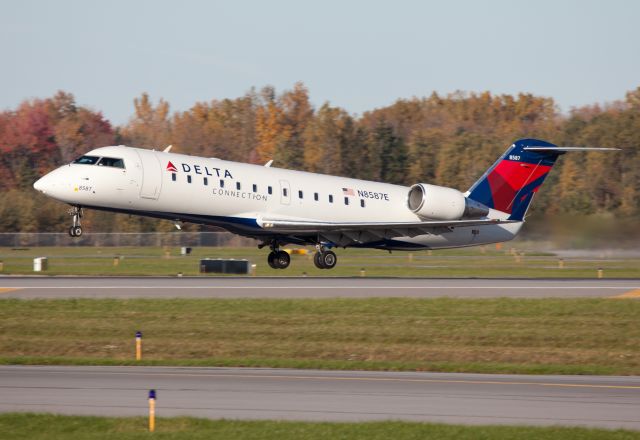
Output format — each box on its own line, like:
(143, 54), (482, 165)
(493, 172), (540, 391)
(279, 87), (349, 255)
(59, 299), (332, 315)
(166, 161), (234, 179)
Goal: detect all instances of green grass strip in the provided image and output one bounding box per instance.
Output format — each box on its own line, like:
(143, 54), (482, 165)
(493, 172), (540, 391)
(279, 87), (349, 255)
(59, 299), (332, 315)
(1, 245), (639, 277)
(2, 298), (640, 375)
(1, 414), (638, 440)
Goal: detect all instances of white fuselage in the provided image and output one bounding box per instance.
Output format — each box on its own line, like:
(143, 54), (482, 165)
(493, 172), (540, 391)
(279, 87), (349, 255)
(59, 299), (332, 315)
(34, 145), (521, 250)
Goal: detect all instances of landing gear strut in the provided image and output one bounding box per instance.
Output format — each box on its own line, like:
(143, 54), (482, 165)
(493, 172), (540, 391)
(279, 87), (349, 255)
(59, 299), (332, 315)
(266, 241), (290, 269)
(313, 245), (337, 269)
(68, 206), (83, 237)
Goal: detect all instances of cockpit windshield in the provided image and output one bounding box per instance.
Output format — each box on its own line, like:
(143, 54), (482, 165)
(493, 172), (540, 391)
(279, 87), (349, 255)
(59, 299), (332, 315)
(72, 155), (100, 165)
(72, 155), (125, 169)
(98, 157), (125, 168)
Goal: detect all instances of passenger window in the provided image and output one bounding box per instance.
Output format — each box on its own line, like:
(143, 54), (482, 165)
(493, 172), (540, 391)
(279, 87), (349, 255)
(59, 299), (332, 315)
(329, 195), (333, 203)
(344, 197), (349, 205)
(187, 175), (192, 184)
(72, 155), (100, 165)
(236, 182), (241, 190)
(220, 180), (225, 188)
(172, 173), (176, 182)
(253, 184), (257, 193)
(314, 192), (319, 201)
(283, 188), (288, 197)
(98, 157), (125, 168)
(204, 177), (208, 186)
(298, 190), (303, 199)
(360, 199), (365, 208)
(268, 186), (273, 195)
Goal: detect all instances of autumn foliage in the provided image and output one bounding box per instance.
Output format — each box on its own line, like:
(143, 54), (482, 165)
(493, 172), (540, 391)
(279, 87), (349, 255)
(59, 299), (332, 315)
(1, 84), (639, 232)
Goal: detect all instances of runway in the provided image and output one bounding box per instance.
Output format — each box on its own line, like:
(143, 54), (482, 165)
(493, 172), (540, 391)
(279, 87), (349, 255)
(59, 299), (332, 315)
(0, 276), (639, 298)
(1, 366), (639, 429)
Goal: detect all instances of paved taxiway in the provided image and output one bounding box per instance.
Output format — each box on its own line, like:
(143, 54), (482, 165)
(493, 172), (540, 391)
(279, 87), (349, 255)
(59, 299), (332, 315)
(1, 366), (639, 429)
(0, 277), (639, 298)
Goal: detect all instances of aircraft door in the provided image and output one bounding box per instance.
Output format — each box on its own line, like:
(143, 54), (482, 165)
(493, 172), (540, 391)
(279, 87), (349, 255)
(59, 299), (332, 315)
(136, 149), (162, 199)
(279, 180), (291, 205)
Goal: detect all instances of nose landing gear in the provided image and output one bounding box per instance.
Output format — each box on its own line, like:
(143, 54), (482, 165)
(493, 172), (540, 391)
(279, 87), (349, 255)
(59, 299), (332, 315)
(68, 207), (83, 237)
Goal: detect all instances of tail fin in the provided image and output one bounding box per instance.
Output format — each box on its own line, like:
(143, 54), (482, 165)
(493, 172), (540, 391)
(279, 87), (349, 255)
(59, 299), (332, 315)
(466, 139), (562, 221)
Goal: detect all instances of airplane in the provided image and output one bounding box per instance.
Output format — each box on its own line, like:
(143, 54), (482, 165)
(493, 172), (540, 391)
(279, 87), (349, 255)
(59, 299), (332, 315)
(33, 138), (618, 269)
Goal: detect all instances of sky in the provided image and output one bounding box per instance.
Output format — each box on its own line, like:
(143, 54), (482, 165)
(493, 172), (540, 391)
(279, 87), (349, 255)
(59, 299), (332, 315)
(1, 0), (639, 125)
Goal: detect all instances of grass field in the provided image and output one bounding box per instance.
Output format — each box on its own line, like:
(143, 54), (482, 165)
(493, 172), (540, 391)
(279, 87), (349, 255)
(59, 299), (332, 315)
(1, 245), (639, 277)
(2, 297), (640, 375)
(2, 413), (639, 440)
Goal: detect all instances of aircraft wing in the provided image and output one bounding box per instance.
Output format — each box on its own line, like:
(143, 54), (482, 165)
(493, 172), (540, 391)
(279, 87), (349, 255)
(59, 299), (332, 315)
(258, 218), (516, 244)
(523, 146), (621, 152)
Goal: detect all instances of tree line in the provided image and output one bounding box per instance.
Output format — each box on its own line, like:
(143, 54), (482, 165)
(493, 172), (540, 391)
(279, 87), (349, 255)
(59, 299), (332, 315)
(0, 84), (638, 232)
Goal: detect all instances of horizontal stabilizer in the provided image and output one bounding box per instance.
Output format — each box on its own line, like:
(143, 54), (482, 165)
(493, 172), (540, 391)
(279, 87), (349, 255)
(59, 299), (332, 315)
(523, 146), (621, 152)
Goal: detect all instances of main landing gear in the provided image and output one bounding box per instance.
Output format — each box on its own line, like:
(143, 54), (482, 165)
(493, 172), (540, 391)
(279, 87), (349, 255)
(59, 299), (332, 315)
(266, 241), (290, 269)
(68, 206), (83, 237)
(313, 245), (337, 270)
(261, 241), (338, 270)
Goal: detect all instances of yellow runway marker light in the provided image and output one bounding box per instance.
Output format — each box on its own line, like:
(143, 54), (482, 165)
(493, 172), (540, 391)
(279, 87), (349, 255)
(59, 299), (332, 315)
(148, 389), (156, 432)
(0, 288), (19, 294)
(135, 331), (142, 361)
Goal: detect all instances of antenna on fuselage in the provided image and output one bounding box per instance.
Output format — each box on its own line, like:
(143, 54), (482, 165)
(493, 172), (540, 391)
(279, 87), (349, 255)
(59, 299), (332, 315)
(264, 159), (273, 167)
(163, 145), (173, 153)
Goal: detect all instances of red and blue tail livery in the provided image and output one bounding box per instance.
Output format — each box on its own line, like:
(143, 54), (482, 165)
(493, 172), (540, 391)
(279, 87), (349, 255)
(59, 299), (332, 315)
(466, 139), (562, 221)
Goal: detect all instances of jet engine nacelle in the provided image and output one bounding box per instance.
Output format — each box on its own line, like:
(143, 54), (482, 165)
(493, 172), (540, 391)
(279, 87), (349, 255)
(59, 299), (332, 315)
(407, 183), (489, 220)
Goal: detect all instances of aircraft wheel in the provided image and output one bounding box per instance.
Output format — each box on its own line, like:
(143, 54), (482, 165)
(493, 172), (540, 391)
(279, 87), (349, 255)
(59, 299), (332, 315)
(73, 226), (83, 237)
(267, 251), (278, 269)
(274, 250), (290, 269)
(321, 250), (337, 269)
(68, 226), (76, 237)
(313, 251), (326, 269)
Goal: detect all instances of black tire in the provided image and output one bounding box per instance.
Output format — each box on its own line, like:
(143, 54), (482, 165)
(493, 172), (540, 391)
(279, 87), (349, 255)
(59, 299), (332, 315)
(313, 251), (326, 269)
(267, 251), (278, 269)
(275, 250), (290, 269)
(73, 226), (83, 237)
(68, 226), (76, 237)
(322, 250), (337, 269)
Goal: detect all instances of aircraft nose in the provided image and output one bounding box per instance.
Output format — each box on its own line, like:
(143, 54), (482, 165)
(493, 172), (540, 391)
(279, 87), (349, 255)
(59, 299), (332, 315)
(33, 174), (52, 193)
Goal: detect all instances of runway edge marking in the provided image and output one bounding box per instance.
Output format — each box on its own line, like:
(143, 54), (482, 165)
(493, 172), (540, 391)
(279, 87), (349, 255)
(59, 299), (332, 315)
(32, 369), (640, 390)
(2, 286), (638, 290)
